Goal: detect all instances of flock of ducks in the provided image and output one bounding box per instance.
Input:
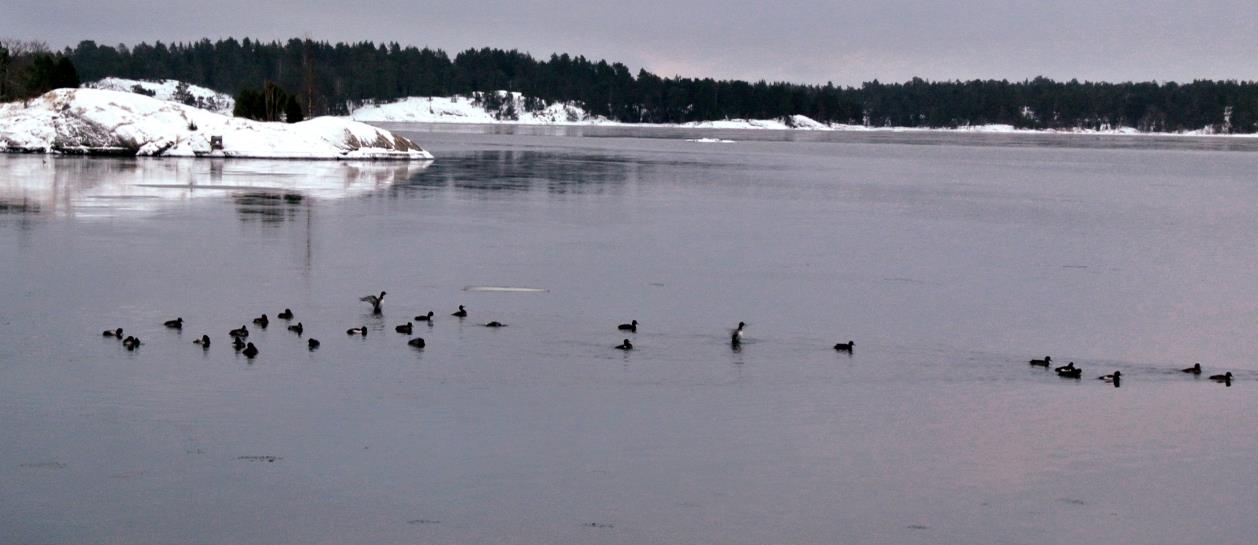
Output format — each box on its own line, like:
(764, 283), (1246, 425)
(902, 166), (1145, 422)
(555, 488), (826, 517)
(99, 291), (858, 359)
(1029, 356), (1235, 387)
(100, 291), (1239, 387)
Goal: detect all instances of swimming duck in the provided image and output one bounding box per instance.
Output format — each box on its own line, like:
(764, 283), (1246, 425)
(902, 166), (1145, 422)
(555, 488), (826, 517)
(833, 341), (854, 352)
(229, 325), (248, 338)
(1029, 356), (1051, 367)
(122, 336), (142, 350)
(407, 337), (426, 348)
(232, 337), (246, 351)
(1054, 361), (1076, 373)
(307, 338), (321, 350)
(731, 322), (746, 345)
(395, 322), (413, 334)
(1056, 366), (1082, 378)
(1182, 363), (1202, 375)
(415, 311), (435, 322)
(346, 326), (367, 336)
(1099, 371), (1122, 383)
(615, 339), (633, 350)
(164, 317), (183, 329)
(194, 334), (211, 347)
(102, 327), (123, 338)
(361, 291), (387, 313)
(484, 321), (506, 328)
(618, 320), (638, 332)
(288, 322), (303, 335)
(1209, 372), (1233, 383)
(452, 305), (468, 318)
(252, 314), (269, 328)
(277, 308), (294, 320)
(242, 343), (259, 359)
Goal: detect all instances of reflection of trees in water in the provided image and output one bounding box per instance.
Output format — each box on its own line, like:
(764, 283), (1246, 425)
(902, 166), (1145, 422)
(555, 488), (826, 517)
(234, 192), (305, 225)
(402, 150), (636, 195)
(0, 200), (41, 214)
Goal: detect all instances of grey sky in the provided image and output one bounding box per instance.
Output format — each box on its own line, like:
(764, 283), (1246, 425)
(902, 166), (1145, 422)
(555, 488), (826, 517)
(5, 0), (1258, 85)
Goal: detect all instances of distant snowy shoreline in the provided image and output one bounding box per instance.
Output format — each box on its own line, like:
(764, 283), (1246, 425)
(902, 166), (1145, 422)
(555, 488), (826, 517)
(349, 92), (1255, 138)
(29, 79), (1258, 139)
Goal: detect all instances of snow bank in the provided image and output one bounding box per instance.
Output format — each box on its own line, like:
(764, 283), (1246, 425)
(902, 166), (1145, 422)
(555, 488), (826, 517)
(87, 77), (235, 115)
(352, 92), (598, 125)
(0, 88), (433, 160)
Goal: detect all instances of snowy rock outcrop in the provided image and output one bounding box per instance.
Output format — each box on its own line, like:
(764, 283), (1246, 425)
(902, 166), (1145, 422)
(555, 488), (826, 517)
(351, 91), (598, 125)
(1, 88), (433, 160)
(87, 78), (236, 115)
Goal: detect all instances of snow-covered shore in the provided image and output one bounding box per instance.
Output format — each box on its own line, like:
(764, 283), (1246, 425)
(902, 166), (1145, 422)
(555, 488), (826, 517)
(349, 93), (1252, 137)
(43, 79), (1258, 138)
(87, 77), (235, 115)
(0, 88), (434, 159)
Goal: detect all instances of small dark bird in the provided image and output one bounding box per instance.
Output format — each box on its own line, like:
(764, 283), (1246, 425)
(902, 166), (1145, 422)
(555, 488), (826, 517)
(1099, 371), (1122, 383)
(415, 311), (435, 322)
(1182, 363), (1202, 375)
(395, 322), (413, 334)
(277, 308), (294, 320)
(1029, 356), (1052, 367)
(618, 320), (638, 332)
(346, 326), (367, 336)
(103, 328), (123, 338)
(252, 314), (269, 328)
(408, 337), (426, 348)
(1209, 372), (1233, 384)
(484, 321), (506, 328)
(194, 335), (211, 348)
(229, 325), (248, 338)
(452, 305), (467, 318)
(833, 341), (854, 352)
(1054, 362), (1076, 373)
(164, 317), (183, 329)
(242, 342), (259, 358)
(1056, 366), (1082, 378)
(615, 339), (633, 350)
(307, 338), (321, 350)
(232, 337), (246, 351)
(730, 322), (746, 345)
(288, 322), (303, 335)
(123, 336), (142, 350)
(361, 291), (387, 313)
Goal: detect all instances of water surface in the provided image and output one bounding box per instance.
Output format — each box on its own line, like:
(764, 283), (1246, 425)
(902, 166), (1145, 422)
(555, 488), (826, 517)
(2, 128), (1256, 545)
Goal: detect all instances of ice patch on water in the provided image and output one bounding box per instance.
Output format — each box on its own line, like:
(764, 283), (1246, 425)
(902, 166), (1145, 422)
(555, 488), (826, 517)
(463, 286), (548, 293)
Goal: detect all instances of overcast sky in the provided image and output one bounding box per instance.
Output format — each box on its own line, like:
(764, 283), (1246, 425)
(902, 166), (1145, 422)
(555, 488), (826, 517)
(5, 0), (1258, 85)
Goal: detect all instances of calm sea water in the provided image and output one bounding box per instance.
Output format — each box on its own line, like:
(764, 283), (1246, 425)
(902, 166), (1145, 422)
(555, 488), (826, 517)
(2, 127), (1257, 545)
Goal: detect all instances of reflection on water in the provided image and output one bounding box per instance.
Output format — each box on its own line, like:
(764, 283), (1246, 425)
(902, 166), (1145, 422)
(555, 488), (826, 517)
(401, 150), (637, 195)
(0, 156), (431, 218)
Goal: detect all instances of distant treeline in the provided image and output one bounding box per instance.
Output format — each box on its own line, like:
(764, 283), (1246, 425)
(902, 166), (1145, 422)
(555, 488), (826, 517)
(65, 38), (1258, 132)
(2, 39), (80, 102)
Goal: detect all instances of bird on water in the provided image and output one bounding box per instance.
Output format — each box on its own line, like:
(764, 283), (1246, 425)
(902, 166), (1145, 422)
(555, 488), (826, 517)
(615, 339), (633, 350)
(277, 308), (294, 320)
(1029, 356), (1051, 367)
(833, 340), (854, 352)
(452, 305), (468, 318)
(361, 291), (387, 314)
(164, 317), (183, 329)
(618, 320), (638, 333)
(1182, 363), (1202, 375)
